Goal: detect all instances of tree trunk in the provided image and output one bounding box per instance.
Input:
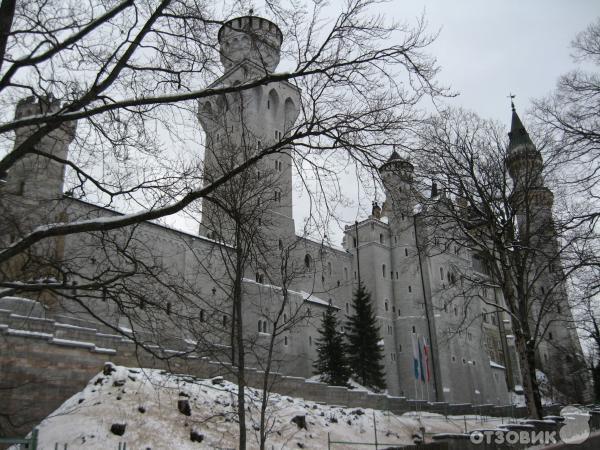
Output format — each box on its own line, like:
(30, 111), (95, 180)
(515, 332), (543, 419)
(234, 245), (246, 450)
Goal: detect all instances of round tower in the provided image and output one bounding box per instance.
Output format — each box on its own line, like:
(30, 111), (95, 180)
(379, 149), (415, 219)
(4, 95), (76, 200)
(218, 15), (283, 73)
(505, 104), (554, 230)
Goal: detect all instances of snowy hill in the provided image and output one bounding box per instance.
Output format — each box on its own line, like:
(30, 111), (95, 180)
(18, 363), (511, 449)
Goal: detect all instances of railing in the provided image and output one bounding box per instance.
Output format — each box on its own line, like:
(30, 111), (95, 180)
(0, 428), (38, 449)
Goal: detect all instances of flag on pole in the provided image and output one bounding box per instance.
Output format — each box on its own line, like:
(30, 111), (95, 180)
(422, 335), (431, 382)
(418, 334), (425, 382)
(411, 332), (420, 381)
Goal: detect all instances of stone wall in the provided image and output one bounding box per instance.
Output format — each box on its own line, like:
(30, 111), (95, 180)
(0, 299), (538, 439)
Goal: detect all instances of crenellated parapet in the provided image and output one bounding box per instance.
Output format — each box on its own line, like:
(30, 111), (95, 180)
(218, 15), (283, 72)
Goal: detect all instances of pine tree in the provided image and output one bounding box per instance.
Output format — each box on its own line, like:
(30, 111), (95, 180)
(345, 282), (386, 390)
(313, 306), (351, 386)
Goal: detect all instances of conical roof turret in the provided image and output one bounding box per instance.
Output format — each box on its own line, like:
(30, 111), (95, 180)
(508, 101), (535, 153)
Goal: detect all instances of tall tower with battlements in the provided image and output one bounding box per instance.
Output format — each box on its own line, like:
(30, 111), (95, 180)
(3, 95), (76, 201)
(197, 14), (301, 243)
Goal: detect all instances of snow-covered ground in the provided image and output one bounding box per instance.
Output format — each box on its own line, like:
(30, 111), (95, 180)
(18, 364), (514, 449)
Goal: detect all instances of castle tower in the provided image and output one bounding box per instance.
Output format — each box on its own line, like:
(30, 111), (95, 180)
(197, 14), (300, 243)
(3, 95), (76, 200)
(506, 103), (588, 402)
(380, 150), (416, 221)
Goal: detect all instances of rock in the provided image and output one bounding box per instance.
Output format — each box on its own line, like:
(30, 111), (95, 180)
(352, 409), (364, 416)
(128, 369), (139, 374)
(116, 396), (122, 400)
(138, 406), (146, 413)
(128, 376), (137, 382)
(113, 379), (126, 387)
(179, 392), (190, 397)
(190, 430), (204, 443)
(103, 363), (116, 376)
(110, 423), (126, 436)
(297, 443), (305, 448)
(329, 417), (338, 423)
(94, 377), (104, 386)
(291, 415), (307, 430)
(178, 399), (192, 416)
(78, 398), (84, 404)
(211, 376), (224, 385)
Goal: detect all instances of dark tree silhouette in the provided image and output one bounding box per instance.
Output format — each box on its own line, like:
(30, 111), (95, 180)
(313, 306), (351, 387)
(345, 282), (386, 391)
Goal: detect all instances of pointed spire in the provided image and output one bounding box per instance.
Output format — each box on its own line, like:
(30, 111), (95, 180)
(508, 100), (534, 152)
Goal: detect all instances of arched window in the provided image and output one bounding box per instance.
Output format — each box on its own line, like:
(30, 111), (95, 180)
(278, 239), (283, 250)
(382, 264), (386, 278)
(412, 325), (416, 333)
(344, 267), (348, 280)
(258, 321), (263, 332)
(223, 315), (228, 327)
(304, 254), (312, 269)
(405, 248), (408, 256)
(548, 332), (553, 340)
(384, 300), (389, 311)
(284, 336), (288, 346)
(379, 233), (384, 244)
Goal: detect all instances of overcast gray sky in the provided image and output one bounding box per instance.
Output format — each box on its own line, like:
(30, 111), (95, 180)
(389, 0), (598, 121)
(290, 0), (600, 245)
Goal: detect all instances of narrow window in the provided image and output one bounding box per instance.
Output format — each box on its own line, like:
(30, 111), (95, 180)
(344, 267), (348, 280)
(309, 336), (312, 346)
(267, 100), (270, 109)
(548, 332), (553, 341)
(166, 302), (172, 316)
(284, 313), (288, 322)
(379, 233), (384, 244)
(353, 237), (357, 248)
(346, 303), (349, 313)
(304, 254), (312, 269)
(200, 309), (205, 322)
(398, 344), (402, 352)
(278, 239), (283, 250)
(284, 336), (288, 346)
(385, 300), (389, 311)
(440, 267), (444, 280)
(223, 315), (228, 327)
(382, 264), (386, 278)
(405, 248), (408, 256)
(258, 321), (262, 332)
(394, 236), (398, 244)
(412, 325), (416, 333)
(408, 285), (412, 293)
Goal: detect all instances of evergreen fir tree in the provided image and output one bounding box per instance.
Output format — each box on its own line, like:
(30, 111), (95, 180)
(313, 306), (351, 386)
(345, 282), (386, 390)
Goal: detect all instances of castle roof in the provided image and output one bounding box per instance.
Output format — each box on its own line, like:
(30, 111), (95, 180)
(379, 149), (413, 172)
(507, 103), (534, 153)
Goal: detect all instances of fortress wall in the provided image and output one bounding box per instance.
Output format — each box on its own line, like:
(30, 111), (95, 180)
(0, 302), (529, 438)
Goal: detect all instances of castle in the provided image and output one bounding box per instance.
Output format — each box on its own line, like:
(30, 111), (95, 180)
(0, 13), (588, 417)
